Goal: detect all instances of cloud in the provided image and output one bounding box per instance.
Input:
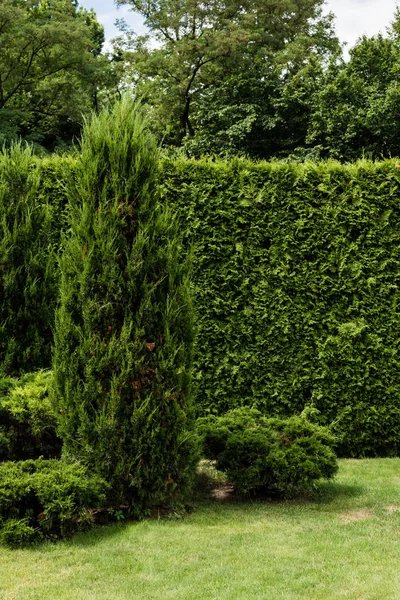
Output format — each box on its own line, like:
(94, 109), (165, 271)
(79, 0), (145, 40)
(325, 0), (398, 50)
(80, 0), (399, 54)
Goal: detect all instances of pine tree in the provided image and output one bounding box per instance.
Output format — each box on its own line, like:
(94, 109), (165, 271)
(52, 97), (196, 511)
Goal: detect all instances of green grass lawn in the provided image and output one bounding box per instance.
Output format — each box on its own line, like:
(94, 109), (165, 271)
(3, 459), (400, 600)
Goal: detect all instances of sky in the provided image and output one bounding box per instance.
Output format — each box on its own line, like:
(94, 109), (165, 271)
(79, 0), (400, 54)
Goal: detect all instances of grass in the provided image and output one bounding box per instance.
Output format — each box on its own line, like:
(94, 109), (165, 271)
(3, 459), (400, 599)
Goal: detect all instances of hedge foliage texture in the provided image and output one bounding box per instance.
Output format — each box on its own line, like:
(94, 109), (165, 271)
(0, 146), (72, 375)
(0, 458), (108, 546)
(4, 148), (400, 457)
(160, 158), (400, 457)
(0, 370), (61, 462)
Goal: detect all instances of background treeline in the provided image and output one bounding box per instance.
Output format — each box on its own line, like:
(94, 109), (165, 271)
(3, 0), (400, 161)
(3, 152), (400, 457)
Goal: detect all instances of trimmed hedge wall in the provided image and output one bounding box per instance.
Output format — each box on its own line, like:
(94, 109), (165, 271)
(4, 151), (400, 456)
(160, 158), (400, 456)
(0, 147), (74, 375)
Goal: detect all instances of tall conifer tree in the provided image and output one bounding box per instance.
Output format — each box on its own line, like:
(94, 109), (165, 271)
(52, 98), (196, 510)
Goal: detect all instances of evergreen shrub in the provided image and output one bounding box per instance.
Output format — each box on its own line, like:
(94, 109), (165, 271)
(197, 408), (338, 497)
(0, 144), (63, 375)
(0, 458), (108, 546)
(52, 98), (197, 512)
(35, 154), (76, 248)
(0, 370), (61, 461)
(161, 158), (400, 456)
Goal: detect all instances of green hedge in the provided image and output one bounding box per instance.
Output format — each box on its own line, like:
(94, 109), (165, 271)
(4, 151), (400, 457)
(0, 146), (74, 375)
(160, 157), (400, 456)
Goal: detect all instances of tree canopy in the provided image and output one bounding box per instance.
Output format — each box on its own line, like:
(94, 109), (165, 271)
(307, 11), (400, 160)
(2, 0), (400, 160)
(113, 0), (339, 154)
(0, 0), (110, 150)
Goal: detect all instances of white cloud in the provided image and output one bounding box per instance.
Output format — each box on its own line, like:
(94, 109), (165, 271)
(325, 0), (398, 51)
(79, 0), (145, 41)
(80, 0), (399, 54)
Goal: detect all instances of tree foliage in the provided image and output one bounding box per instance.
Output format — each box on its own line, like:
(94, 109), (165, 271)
(183, 55), (327, 159)
(0, 0), (110, 150)
(114, 0), (339, 150)
(307, 10), (400, 160)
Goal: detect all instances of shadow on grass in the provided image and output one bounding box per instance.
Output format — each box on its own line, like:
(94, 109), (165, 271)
(25, 481), (365, 551)
(315, 480), (365, 503)
(193, 460), (364, 507)
(50, 507), (193, 550)
(68, 520), (131, 548)
(192, 479), (365, 509)
(21, 520), (131, 553)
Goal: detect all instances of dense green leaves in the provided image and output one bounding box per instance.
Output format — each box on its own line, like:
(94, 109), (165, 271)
(0, 0), (109, 150)
(4, 145), (400, 459)
(0, 370), (61, 462)
(197, 407), (338, 496)
(308, 14), (400, 160)
(0, 144), (63, 375)
(114, 0), (338, 149)
(161, 157), (400, 456)
(0, 458), (108, 546)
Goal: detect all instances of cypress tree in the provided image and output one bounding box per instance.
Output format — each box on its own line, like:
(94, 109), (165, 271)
(52, 98), (196, 512)
(0, 143), (58, 375)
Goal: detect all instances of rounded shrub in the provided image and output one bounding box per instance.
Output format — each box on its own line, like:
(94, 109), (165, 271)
(52, 97), (197, 513)
(0, 458), (109, 547)
(197, 407), (338, 497)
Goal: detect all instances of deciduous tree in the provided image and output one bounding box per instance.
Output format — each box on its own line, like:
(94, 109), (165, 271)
(114, 0), (338, 151)
(0, 0), (110, 150)
(307, 10), (400, 160)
